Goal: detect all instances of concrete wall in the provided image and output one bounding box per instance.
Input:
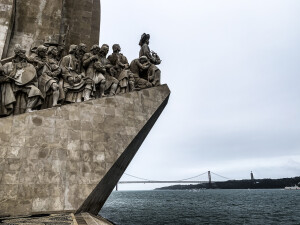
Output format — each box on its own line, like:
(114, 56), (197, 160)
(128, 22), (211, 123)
(62, 0), (101, 51)
(0, 0), (101, 58)
(0, 0), (15, 58)
(0, 85), (170, 217)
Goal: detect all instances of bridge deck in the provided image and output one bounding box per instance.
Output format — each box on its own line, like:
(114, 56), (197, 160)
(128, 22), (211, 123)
(118, 181), (208, 184)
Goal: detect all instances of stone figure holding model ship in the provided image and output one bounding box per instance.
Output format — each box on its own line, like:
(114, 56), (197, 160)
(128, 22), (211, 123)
(139, 33), (161, 87)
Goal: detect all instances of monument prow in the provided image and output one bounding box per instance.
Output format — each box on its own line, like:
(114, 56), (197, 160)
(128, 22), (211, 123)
(0, 85), (170, 217)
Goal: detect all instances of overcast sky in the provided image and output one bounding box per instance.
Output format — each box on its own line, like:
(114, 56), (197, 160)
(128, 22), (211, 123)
(100, 0), (300, 190)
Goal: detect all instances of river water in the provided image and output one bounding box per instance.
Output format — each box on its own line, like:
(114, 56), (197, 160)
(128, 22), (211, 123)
(99, 189), (300, 225)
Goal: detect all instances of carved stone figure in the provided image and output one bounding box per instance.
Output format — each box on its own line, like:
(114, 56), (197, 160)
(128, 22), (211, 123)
(30, 45), (60, 108)
(108, 44), (135, 93)
(46, 46), (62, 84)
(59, 45), (93, 103)
(139, 33), (161, 86)
(2, 45), (43, 114)
(130, 56), (153, 90)
(83, 45), (106, 98)
(98, 44), (119, 96)
(0, 63), (15, 116)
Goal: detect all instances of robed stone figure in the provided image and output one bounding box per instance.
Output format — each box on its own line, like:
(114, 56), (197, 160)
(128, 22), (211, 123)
(1, 45), (43, 114)
(59, 45), (93, 103)
(139, 33), (161, 87)
(0, 63), (15, 116)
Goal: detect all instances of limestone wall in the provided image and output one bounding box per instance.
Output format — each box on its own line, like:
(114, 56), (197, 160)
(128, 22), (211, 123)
(0, 0), (14, 58)
(0, 0), (101, 58)
(0, 85), (170, 217)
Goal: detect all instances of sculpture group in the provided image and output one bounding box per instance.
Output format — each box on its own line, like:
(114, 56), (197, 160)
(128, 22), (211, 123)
(0, 33), (161, 117)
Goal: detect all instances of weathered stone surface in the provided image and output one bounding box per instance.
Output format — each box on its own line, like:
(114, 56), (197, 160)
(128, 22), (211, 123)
(0, 85), (170, 217)
(0, 0), (101, 58)
(0, 0), (15, 58)
(0, 213), (112, 225)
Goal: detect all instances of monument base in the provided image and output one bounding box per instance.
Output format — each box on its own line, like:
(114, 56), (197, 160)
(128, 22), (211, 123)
(0, 213), (113, 225)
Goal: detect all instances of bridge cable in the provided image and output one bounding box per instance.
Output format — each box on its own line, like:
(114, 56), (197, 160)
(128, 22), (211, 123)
(123, 173), (152, 181)
(211, 172), (231, 180)
(179, 172), (208, 181)
(123, 172), (208, 182)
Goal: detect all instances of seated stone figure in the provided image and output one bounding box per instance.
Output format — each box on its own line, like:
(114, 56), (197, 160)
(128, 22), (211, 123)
(130, 56), (153, 90)
(98, 44), (119, 96)
(0, 63), (15, 116)
(59, 45), (93, 103)
(82, 45), (106, 98)
(107, 44), (135, 93)
(139, 33), (161, 86)
(2, 45), (43, 114)
(30, 45), (60, 108)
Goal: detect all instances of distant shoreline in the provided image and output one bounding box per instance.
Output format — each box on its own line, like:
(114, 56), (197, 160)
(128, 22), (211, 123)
(155, 177), (300, 190)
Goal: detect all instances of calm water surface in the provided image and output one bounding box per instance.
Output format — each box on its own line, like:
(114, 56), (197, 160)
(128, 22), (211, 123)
(99, 189), (300, 225)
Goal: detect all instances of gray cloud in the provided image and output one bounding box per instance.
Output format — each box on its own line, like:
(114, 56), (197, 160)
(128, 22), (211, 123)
(101, 0), (300, 190)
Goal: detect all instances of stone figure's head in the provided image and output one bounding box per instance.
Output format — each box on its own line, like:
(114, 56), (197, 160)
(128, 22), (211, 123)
(99, 44), (109, 57)
(77, 43), (87, 59)
(139, 56), (148, 64)
(14, 44), (26, 59)
(91, 45), (100, 55)
(112, 44), (121, 53)
(139, 33), (150, 46)
(47, 46), (58, 57)
(69, 45), (78, 54)
(36, 45), (48, 58)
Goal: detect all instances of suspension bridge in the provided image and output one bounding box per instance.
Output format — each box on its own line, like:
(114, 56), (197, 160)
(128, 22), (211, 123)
(116, 171), (232, 191)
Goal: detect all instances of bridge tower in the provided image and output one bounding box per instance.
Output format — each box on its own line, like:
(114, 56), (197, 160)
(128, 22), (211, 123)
(208, 171), (212, 188)
(251, 171), (255, 181)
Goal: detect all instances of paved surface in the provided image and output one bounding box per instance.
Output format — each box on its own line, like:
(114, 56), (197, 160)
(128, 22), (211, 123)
(0, 213), (74, 224)
(0, 213), (112, 225)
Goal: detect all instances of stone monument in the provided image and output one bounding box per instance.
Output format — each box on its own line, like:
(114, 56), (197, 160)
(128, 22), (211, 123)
(0, 1), (170, 224)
